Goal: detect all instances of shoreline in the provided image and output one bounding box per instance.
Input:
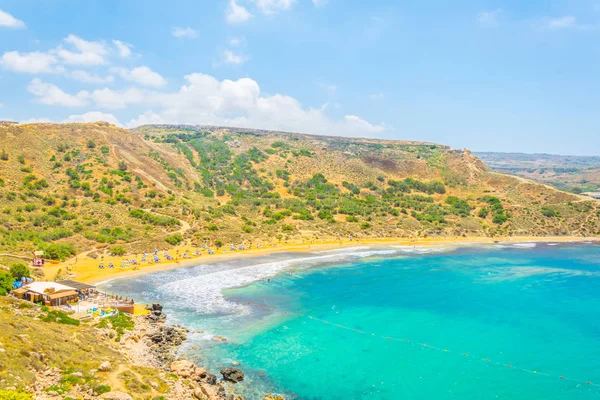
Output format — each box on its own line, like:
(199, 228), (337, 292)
(45, 235), (599, 286)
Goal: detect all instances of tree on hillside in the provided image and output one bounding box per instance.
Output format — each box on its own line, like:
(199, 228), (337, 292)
(0, 272), (14, 295)
(10, 263), (30, 281)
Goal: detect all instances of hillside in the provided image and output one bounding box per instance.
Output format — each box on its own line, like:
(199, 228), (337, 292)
(475, 152), (600, 194)
(0, 295), (247, 399)
(0, 122), (599, 267)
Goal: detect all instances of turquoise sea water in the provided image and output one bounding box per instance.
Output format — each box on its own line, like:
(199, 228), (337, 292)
(102, 244), (600, 399)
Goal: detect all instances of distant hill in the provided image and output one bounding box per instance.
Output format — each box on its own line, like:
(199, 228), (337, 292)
(0, 123), (598, 261)
(475, 152), (600, 194)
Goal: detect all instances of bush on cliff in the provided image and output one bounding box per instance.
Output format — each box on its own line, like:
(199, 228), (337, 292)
(0, 272), (14, 296)
(10, 263), (30, 281)
(0, 390), (32, 400)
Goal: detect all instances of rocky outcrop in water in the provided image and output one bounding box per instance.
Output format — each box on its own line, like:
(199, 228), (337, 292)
(220, 368), (245, 383)
(146, 302), (167, 323)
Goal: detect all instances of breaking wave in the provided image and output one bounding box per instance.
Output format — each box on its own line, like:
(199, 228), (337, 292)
(151, 247), (455, 316)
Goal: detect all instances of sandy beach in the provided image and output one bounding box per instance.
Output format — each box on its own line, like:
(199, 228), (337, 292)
(42, 235), (598, 285)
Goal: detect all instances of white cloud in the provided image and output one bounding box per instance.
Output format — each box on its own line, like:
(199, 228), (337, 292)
(226, 0), (252, 24)
(545, 16), (577, 29)
(229, 36), (246, 46)
(312, 0), (327, 6)
(64, 34), (107, 55)
(255, 0), (295, 15)
(0, 51), (59, 74)
(114, 73), (386, 136)
(318, 82), (338, 96)
(1, 35), (116, 75)
(112, 40), (132, 57)
(27, 78), (90, 107)
(220, 50), (248, 66)
(21, 71), (386, 137)
(64, 111), (122, 126)
(52, 35), (108, 65)
(477, 9), (502, 26)
(70, 70), (115, 84)
(56, 35), (108, 65)
(172, 26), (198, 38)
(20, 117), (53, 124)
(126, 110), (165, 128)
(90, 87), (146, 109)
(0, 9), (25, 28)
(56, 48), (105, 65)
(114, 66), (167, 87)
(368, 92), (384, 100)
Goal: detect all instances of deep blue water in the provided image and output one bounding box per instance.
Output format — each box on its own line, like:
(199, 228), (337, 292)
(102, 243), (600, 399)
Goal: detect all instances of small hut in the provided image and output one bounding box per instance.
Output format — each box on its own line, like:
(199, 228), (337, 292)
(33, 250), (44, 267)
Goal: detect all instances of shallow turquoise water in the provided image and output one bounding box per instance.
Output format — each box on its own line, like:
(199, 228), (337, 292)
(103, 244), (600, 399)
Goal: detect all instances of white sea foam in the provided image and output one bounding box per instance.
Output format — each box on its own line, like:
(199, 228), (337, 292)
(390, 245), (455, 254)
(155, 249), (402, 315)
(511, 243), (537, 248)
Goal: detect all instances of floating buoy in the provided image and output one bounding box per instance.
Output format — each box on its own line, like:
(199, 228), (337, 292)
(464, 353), (468, 357)
(587, 382), (591, 385)
(559, 376), (564, 379)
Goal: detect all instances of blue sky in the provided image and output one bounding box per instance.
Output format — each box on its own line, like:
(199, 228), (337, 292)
(0, 1), (599, 155)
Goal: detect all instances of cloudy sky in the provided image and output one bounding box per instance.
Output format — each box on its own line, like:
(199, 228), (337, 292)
(0, 1), (599, 155)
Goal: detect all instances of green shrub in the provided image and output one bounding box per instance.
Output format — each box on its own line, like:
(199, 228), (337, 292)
(130, 209), (180, 227)
(0, 272), (14, 296)
(0, 390), (33, 400)
(43, 242), (76, 261)
(541, 206), (558, 218)
(165, 234), (183, 246)
(94, 386), (111, 395)
(10, 263), (30, 280)
(40, 310), (80, 326)
(110, 246), (127, 256)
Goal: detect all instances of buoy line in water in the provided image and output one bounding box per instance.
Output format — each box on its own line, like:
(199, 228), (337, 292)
(223, 296), (600, 389)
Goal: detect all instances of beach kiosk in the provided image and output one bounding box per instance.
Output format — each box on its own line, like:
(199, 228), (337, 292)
(17, 282), (78, 306)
